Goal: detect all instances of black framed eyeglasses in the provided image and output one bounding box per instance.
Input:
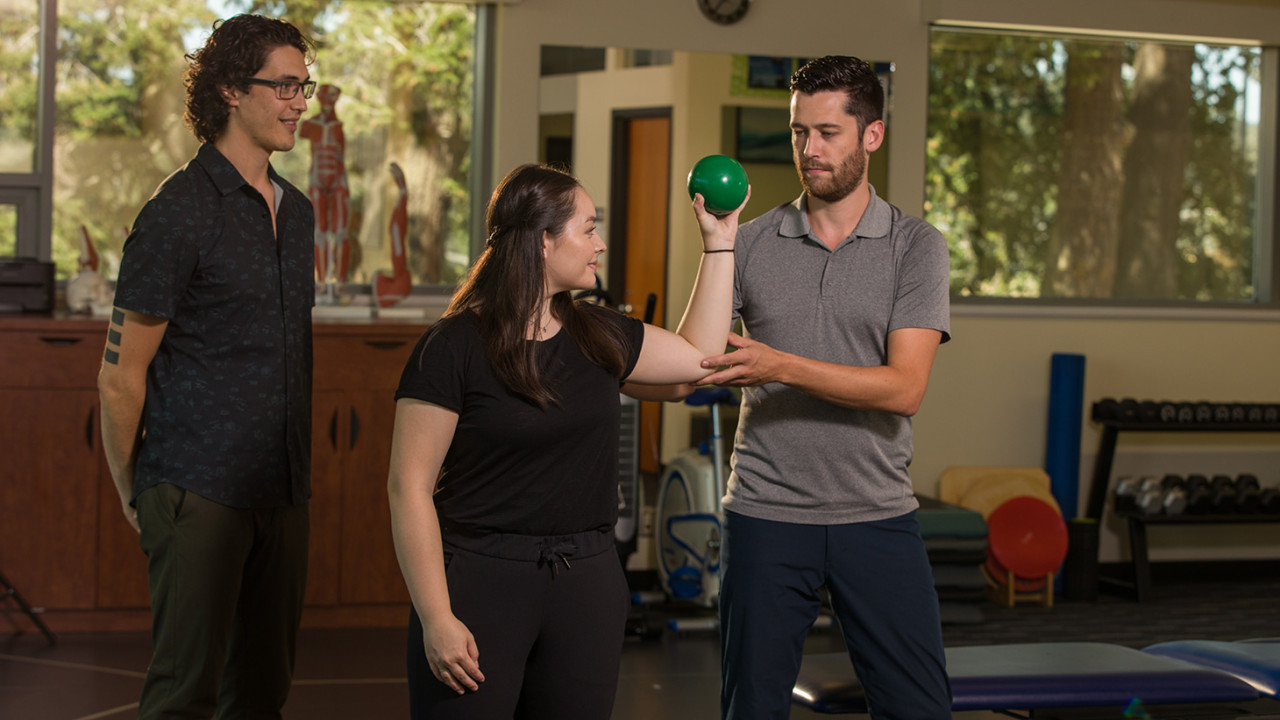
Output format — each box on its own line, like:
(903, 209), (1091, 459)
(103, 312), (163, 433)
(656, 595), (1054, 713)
(242, 77), (317, 100)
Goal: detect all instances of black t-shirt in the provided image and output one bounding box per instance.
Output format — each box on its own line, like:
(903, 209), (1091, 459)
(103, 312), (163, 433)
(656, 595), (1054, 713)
(395, 305), (644, 536)
(114, 143), (315, 508)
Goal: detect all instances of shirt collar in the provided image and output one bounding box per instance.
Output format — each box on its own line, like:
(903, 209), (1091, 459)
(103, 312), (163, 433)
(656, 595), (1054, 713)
(194, 143), (286, 200)
(780, 184), (892, 247)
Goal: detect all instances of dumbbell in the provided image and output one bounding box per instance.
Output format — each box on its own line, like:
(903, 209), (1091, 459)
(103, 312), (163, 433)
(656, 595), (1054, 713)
(1113, 476), (1143, 514)
(1235, 474), (1262, 513)
(1092, 398), (1119, 421)
(1214, 403), (1233, 423)
(1118, 398), (1141, 422)
(1135, 476), (1168, 515)
(1138, 401), (1162, 423)
(1210, 475), (1238, 514)
(1194, 402), (1214, 423)
(1184, 474), (1213, 514)
(1264, 405), (1279, 424)
(1261, 485), (1280, 514)
(1159, 474), (1189, 515)
(1176, 402), (1197, 423)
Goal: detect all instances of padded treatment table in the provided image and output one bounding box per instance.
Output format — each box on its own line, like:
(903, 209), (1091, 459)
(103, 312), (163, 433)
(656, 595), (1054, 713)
(916, 495), (989, 625)
(1143, 640), (1280, 697)
(916, 494), (989, 539)
(792, 642), (1260, 714)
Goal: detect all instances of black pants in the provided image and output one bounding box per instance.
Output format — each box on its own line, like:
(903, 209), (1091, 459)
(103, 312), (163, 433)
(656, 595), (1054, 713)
(136, 483), (309, 720)
(408, 529), (628, 720)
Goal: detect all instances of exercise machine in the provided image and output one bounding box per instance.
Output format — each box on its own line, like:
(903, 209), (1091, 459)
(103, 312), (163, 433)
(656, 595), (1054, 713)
(653, 386), (736, 630)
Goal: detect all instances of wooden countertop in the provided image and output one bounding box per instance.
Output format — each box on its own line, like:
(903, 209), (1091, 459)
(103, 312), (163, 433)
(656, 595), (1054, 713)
(0, 309), (437, 336)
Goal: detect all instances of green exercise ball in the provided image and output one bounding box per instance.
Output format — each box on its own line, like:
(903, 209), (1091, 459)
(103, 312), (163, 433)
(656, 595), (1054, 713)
(687, 155), (749, 217)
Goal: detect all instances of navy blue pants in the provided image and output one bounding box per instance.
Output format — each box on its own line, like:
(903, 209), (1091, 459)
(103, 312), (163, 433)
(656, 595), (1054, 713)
(719, 510), (951, 720)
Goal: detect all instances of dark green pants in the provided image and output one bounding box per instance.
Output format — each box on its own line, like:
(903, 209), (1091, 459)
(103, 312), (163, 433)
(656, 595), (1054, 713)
(136, 483), (309, 720)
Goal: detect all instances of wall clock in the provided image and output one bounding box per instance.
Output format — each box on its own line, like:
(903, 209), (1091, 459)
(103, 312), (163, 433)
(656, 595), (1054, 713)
(697, 0), (751, 25)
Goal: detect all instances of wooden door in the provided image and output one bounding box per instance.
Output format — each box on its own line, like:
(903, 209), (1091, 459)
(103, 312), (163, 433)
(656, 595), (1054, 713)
(611, 112), (671, 475)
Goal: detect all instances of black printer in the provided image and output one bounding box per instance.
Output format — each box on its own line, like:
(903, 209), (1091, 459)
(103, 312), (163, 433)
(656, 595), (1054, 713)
(0, 258), (55, 313)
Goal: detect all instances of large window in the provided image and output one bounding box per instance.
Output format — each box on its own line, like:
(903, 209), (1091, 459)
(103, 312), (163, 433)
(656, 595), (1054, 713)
(2, 0), (486, 292)
(0, 204), (17, 256)
(0, 0), (46, 259)
(0, 1), (39, 176)
(928, 26), (1271, 304)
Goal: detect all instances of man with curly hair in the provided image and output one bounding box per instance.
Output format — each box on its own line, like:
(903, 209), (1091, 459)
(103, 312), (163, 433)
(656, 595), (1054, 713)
(98, 14), (317, 719)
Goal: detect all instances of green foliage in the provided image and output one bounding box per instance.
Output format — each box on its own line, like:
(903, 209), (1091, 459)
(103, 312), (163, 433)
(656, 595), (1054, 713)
(0, 10), (41, 150)
(1178, 46), (1257, 300)
(0, 206), (16, 256)
(246, 0), (475, 283)
(55, 0), (215, 138)
(928, 30), (1065, 297)
(32, 0), (476, 284)
(928, 28), (1261, 302)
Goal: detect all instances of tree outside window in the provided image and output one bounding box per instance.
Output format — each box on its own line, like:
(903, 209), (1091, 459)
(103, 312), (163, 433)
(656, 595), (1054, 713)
(928, 27), (1264, 303)
(2, 0), (476, 290)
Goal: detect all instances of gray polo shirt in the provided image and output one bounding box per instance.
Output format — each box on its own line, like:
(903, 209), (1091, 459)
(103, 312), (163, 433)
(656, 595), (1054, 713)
(724, 187), (951, 525)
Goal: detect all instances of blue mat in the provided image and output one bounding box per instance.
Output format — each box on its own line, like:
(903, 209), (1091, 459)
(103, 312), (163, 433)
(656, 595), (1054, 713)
(1144, 640), (1280, 698)
(793, 642), (1260, 714)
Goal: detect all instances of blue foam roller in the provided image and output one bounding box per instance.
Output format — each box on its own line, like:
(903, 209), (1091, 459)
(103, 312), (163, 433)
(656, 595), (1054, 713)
(1045, 353), (1085, 518)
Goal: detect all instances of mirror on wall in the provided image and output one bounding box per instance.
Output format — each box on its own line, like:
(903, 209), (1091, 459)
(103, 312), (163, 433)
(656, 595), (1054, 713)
(536, 47), (893, 220)
(534, 47), (895, 496)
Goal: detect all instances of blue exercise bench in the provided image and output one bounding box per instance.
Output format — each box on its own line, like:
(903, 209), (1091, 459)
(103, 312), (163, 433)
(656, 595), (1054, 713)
(792, 642), (1263, 714)
(1143, 639), (1280, 698)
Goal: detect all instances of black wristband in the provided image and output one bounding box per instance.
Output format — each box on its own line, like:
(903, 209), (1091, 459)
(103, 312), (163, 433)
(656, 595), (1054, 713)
(703, 249), (734, 254)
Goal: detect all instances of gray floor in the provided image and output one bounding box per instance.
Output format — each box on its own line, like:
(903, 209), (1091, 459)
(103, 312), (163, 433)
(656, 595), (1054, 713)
(2, 572), (1277, 719)
(0, 622), (835, 720)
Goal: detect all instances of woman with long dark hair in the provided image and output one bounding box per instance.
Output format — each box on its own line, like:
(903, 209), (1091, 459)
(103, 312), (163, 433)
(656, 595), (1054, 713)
(388, 163), (744, 719)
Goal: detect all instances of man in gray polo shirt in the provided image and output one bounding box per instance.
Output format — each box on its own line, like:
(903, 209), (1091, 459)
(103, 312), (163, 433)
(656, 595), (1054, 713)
(694, 56), (952, 720)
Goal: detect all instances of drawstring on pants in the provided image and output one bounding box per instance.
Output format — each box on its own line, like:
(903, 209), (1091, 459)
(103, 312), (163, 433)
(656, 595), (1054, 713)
(538, 539), (578, 577)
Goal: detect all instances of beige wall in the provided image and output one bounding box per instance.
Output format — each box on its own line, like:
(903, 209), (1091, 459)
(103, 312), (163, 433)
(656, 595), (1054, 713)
(495, 0), (1280, 561)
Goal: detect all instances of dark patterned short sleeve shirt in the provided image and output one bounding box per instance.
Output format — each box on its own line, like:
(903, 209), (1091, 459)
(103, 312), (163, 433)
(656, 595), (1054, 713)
(114, 143), (315, 508)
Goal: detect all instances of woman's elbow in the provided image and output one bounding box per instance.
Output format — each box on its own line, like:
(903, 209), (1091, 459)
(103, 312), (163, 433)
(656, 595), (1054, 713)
(624, 381), (697, 403)
(387, 471), (412, 501)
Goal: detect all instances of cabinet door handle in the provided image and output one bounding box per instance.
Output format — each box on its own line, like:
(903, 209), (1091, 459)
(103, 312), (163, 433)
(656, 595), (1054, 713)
(41, 336), (85, 346)
(364, 340), (407, 351)
(329, 408), (339, 450)
(349, 407), (360, 450)
(85, 408), (96, 450)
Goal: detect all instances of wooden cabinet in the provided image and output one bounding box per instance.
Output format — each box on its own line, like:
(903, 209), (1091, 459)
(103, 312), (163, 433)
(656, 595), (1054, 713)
(0, 315), (427, 631)
(0, 324), (112, 613)
(0, 388), (101, 609)
(311, 326), (422, 608)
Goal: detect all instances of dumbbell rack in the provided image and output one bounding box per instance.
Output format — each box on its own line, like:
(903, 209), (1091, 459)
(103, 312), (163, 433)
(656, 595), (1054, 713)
(1085, 418), (1280, 603)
